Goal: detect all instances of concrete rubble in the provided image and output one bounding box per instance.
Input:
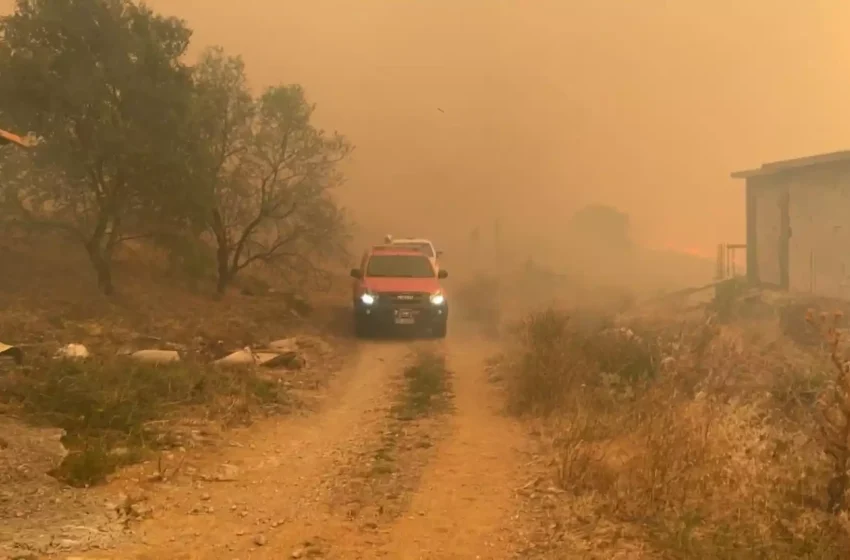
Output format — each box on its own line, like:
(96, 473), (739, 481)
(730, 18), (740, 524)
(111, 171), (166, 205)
(0, 342), (23, 365)
(214, 347), (280, 367)
(129, 349), (182, 363)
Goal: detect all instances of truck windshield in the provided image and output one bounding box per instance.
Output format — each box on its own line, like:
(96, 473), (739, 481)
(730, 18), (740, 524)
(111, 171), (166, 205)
(393, 242), (434, 257)
(366, 254), (435, 278)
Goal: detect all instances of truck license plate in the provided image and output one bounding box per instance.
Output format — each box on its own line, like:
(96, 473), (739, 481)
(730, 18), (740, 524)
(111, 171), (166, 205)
(395, 309), (415, 325)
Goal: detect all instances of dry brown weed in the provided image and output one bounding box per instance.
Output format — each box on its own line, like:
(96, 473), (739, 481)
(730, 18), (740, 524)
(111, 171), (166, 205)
(503, 305), (850, 557)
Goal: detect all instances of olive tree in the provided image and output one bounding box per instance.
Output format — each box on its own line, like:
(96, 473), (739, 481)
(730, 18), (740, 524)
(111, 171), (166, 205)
(0, 0), (194, 294)
(190, 47), (352, 293)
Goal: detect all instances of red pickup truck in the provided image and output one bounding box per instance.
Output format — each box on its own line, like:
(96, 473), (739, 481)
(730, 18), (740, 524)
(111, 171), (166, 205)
(350, 245), (449, 338)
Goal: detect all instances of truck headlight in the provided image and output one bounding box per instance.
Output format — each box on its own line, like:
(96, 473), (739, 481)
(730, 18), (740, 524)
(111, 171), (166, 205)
(430, 293), (445, 305)
(360, 293), (376, 305)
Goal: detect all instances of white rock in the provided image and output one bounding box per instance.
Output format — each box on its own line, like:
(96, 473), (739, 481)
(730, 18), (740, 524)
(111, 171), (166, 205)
(55, 343), (89, 360)
(215, 348), (280, 367)
(130, 349), (181, 363)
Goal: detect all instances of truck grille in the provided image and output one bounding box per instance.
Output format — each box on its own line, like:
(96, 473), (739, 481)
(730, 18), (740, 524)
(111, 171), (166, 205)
(381, 292), (429, 306)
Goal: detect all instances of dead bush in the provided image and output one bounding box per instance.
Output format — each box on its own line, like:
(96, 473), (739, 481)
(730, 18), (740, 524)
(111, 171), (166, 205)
(453, 273), (502, 333)
(396, 350), (452, 419)
(503, 304), (850, 557)
(505, 308), (584, 415)
(502, 308), (658, 415)
(807, 310), (850, 515)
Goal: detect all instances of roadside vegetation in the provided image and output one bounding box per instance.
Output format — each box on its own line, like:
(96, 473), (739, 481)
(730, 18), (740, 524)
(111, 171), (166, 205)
(0, 0), (351, 297)
(0, 356), (288, 487)
(374, 348), (452, 481)
(0, 0), (351, 488)
(493, 303), (850, 558)
(394, 349), (453, 420)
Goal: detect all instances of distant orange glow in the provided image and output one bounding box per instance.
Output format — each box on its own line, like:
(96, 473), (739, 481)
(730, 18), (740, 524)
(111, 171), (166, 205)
(661, 243), (712, 259)
(683, 247), (708, 257)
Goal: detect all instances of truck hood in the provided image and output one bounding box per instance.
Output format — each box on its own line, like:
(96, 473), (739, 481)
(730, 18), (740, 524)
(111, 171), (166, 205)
(363, 276), (441, 294)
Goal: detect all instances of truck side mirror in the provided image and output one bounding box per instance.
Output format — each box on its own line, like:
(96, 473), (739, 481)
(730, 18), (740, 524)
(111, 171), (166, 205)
(438, 269), (448, 279)
(350, 268), (362, 279)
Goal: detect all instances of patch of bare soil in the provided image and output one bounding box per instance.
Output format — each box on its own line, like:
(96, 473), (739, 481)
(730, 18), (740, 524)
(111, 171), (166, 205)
(321, 343), (454, 554)
(0, 417), (130, 558)
(373, 334), (532, 559)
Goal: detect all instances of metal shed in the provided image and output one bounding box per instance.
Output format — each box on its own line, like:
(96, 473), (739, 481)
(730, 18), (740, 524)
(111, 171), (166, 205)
(732, 150), (850, 298)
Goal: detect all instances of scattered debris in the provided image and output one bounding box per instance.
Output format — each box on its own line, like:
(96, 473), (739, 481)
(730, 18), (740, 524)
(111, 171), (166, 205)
(261, 351), (305, 369)
(129, 349), (181, 363)
(0, 342), (23, 365)
(214, 348), (284, 367)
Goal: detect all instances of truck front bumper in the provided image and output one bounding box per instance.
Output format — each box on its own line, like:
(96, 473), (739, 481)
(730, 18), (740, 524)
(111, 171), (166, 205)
(354, 302), (448, 332)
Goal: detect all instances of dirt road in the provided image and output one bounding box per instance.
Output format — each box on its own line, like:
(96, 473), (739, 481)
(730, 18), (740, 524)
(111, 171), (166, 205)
(61, 328), (532, 559)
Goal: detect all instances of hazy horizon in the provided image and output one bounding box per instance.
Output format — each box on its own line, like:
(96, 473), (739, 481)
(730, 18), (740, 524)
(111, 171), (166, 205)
(3, 0), (848, 260)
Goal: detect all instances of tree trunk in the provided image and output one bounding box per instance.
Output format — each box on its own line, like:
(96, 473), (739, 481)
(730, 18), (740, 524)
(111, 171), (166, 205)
(85, 241), (114, 295)
(96, 259), (114, 295)
(215, 242), (231, 294)
(211, 210), (233, 295)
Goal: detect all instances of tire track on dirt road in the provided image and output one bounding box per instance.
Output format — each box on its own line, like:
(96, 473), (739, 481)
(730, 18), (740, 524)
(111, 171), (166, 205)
(321, 340), (455, 557)
(371, 330), (532, 559)
(77, 340), (412, 560)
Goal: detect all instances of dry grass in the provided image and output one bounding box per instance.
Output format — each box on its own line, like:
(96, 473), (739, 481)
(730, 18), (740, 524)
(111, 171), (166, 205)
(0, 356), (288, 487)
(499, 306), (850, 558)
(0, 235), (349, 356)
(372, 349), (451, 480)
(331, 348), (451, 524)
(395, 349), (452, 420)
(0, 235), (348, 488)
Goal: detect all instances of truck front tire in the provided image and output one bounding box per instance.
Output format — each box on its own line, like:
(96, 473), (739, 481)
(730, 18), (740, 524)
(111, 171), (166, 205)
(354, 316), (370, 338)
(431, 320), (447, 338)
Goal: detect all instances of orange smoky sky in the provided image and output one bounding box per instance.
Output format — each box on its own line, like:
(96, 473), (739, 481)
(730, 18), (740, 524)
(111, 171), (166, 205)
(3, 0), (849, 257)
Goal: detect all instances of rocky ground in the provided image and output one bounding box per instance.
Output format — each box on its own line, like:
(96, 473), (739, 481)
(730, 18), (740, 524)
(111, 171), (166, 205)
(1, 327), (543, 559)
(0, 238), (546, 559)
